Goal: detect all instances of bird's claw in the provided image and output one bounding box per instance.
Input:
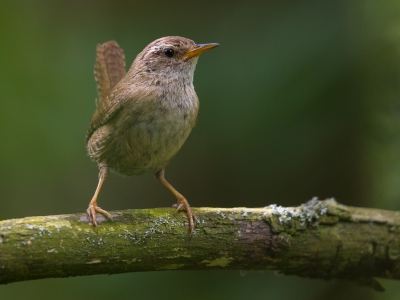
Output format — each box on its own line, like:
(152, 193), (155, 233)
(174, 197), (196, 235)
(87, 205), (113, 227)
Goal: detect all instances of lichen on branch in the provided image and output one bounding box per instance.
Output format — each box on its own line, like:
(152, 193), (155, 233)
(0, 199), (399, 292)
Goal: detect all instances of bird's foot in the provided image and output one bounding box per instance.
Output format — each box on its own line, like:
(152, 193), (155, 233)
(87, 204), (113, 227)
(174, 197), (196, 235)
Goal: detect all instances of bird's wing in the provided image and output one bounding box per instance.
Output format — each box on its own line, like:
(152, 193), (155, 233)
(86, 41), (126, 142)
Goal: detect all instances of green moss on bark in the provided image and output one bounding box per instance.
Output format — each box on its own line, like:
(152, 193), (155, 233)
(1, 199), (399, 291)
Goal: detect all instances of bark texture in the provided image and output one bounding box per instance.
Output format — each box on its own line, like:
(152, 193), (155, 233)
(0, 199), (399, 291)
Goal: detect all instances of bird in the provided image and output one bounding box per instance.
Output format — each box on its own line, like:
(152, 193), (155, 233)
(85, 36), (219, 234)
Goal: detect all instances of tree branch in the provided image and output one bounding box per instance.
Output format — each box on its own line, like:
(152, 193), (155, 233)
(0, 199), (399, 291)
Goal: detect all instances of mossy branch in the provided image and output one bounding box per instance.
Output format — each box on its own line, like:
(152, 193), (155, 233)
(0, 199), (399, 291)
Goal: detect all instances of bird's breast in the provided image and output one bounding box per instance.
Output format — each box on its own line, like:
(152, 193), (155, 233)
(91, 87), (199, 176)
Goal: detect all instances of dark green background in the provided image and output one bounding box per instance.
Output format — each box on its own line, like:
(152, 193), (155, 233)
(1, 0), (400, 299)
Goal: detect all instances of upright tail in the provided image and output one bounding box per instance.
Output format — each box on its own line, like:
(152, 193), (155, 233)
(86, 41), (126, 142)
(94, 41), (126, 104)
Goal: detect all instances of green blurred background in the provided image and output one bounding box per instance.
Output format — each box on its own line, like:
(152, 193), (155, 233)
(1, 0), (400, 299)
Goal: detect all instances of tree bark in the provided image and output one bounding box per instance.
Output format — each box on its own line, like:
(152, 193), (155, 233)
(0, 199), (399, 291)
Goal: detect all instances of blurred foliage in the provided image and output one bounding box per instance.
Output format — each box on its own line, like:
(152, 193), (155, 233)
(1, 0), (400, 299)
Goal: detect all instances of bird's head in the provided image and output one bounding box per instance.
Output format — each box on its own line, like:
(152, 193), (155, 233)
(130, 36), (219, 84)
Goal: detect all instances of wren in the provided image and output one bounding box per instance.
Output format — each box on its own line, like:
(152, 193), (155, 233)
(86, 37), (219, 234)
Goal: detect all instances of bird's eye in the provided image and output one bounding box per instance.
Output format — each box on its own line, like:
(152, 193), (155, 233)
(164, 48), (174, 57)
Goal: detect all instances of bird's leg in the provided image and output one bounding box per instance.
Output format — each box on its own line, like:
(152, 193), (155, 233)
(87, 167), (112, 227)
(155, 169), (195, 234)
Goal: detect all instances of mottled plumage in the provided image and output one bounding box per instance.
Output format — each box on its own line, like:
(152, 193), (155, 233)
(86, 37), (218, 233)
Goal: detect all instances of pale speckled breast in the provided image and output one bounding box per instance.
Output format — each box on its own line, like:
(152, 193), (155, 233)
(87, 87), (199, 176)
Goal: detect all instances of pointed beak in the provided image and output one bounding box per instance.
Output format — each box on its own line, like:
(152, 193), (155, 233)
(181, 43), (219, 60)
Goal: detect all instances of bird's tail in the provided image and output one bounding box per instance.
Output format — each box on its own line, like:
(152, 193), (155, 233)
(94, 41), (126, 105)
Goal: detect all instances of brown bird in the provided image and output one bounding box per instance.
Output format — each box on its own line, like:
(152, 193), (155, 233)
(86, 36), (219, 234)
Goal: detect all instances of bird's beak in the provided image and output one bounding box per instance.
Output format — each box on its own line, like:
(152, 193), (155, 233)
(181, 43), (219, 60)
